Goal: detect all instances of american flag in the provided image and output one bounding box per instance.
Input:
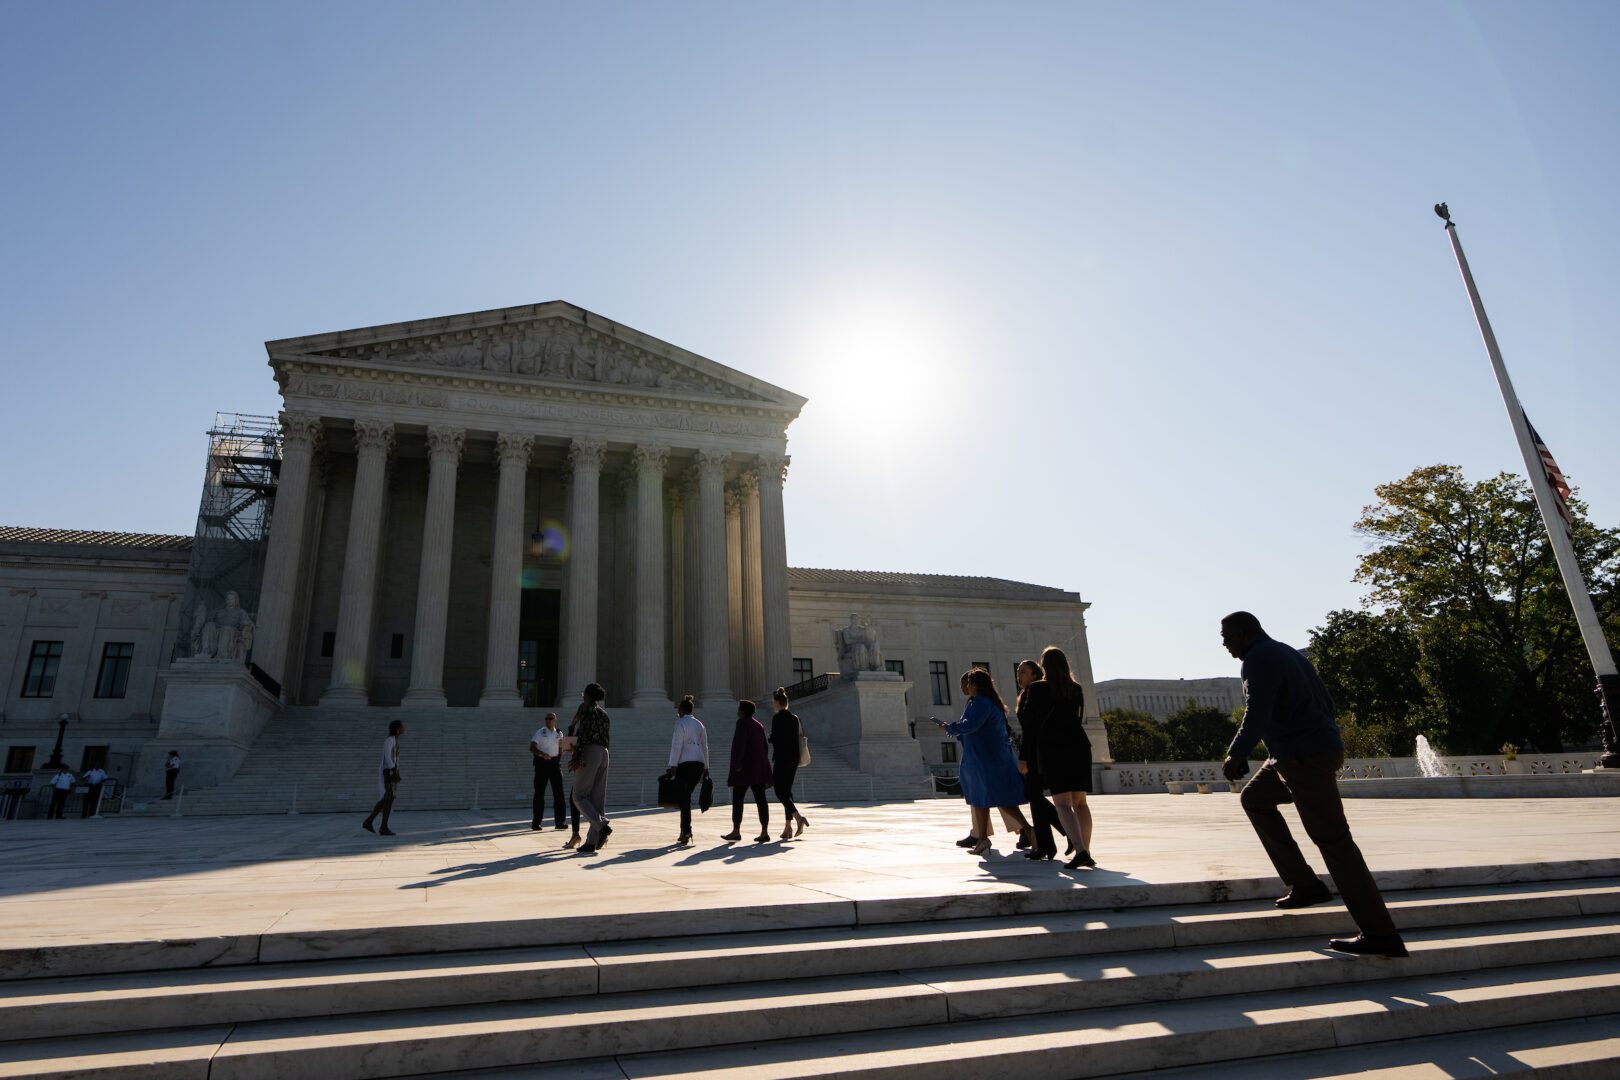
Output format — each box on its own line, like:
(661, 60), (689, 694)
(1523, 409), (1574, 540)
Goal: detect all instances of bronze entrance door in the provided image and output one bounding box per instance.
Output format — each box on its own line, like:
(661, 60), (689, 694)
(517, 589), (560, 707)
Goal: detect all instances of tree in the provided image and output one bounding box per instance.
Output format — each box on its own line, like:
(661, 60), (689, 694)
(1102, 709), (1170, 762)
(1164, 699), (1238, 761)
(1349, 465), (1620, 753)
(1308, 609), (1426, 756)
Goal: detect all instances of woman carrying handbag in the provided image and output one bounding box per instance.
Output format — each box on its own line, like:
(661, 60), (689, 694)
(662, 694), (710, 846)
(769, 686), (810, 839)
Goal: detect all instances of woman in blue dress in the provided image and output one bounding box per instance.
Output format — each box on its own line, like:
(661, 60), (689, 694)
(935, 668), (1032, 856)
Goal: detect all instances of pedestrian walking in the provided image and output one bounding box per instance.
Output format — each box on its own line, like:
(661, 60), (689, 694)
(1220, 610), (1407, 958)
(529, 712), (566, 832)
(81, 765), (108, 817)
(721, 699), (772, 843)
(662, 694), (710, 845)
(361, 719), (404, 836)
(1014, 659), (1065, 860)
(935, 668), (1030, 856)
(1026, 647), (1096, 869)
(162, 751), (180, 799)
(47, 765), (74, 819)
(769, 686), (809, 839)
(569, 683), (612, 854)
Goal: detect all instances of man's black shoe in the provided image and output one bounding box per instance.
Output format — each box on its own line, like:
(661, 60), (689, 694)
(1275, 883), (1333, 909)
(1327, 933), (1408, 958)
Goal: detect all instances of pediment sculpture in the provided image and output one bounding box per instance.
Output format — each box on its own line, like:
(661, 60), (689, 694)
(306, 319), (761, 400)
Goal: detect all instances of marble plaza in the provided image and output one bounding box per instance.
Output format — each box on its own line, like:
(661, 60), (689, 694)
(2, 796), (1618, 1077)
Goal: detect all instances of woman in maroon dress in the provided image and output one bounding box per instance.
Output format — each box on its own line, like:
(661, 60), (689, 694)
(722, 699), (774, 843)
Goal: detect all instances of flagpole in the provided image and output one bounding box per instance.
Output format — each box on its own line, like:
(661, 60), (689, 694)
(1436, 203), (1620, 767)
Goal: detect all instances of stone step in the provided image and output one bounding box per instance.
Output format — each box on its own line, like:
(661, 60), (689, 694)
(7, 954), (1619, 1080)
(7, 887), (1619, 1042)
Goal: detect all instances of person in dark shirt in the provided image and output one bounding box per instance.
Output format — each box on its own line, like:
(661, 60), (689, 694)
(1221, 611), (1406, 958)
(768, 687), (809, 839)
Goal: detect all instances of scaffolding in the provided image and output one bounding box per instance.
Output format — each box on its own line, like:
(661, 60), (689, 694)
(177, 413), (281, 658)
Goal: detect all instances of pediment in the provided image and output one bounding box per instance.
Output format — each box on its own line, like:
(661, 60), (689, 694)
(264, 302), (803, 410)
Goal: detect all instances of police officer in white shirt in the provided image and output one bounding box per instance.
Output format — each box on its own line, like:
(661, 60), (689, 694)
(47, 765), (75, 819)
(81, 766), (108, 817)
(530, 712), (566, 831)
(663, 695), (711, 845)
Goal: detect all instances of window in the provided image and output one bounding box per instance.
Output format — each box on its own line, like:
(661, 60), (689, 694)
(941, 742), (958, 764)
(792, 658), (813, 685)
(929, 661), (951, 706)
(390, 634), (405, 660)
(94, 642), (134, 699)
(884, 660), (904, 678)
(971, 660), (990, 674)
(80, 745), (109, 772)
(320, 632), (335, 658)
(22, 641), (63, 698)
(4, 747), (34, 774)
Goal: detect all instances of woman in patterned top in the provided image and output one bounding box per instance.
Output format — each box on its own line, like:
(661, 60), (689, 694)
(569, 682), (613, 854)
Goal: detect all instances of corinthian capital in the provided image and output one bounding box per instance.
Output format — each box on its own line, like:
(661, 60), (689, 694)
(735, 471), (760, 498)
(494, 431), (535, 469)
(352, 419), (396, 458)
(279, 411), (324, 454)
(632, 443), (670, 478)
(755, 453), (790, 487)
(425, 425), (466, 464)
(694, 448), (730, 481)
(567, 437), (607, 474)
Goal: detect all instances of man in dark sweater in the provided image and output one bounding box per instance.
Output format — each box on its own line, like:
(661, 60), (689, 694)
(1221, 611), (1406, 958)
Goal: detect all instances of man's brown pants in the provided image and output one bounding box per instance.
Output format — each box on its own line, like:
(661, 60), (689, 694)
(1241, 750), (1398, 938)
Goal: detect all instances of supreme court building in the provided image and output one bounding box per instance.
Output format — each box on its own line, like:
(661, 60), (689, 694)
(0, 302), (1105, 800)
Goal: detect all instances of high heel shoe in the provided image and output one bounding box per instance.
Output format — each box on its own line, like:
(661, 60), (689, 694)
(780, 825), (795, 840)
(1064, 849), (1096, 869)
(967, 837), (991, 856)
(796, 814), (808, 836)
(954, 834), (978, 848)
(1016, 827), (1033, 850)
(1024, 845), (1056, 861)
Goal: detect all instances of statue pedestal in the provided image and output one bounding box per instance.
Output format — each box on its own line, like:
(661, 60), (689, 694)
(795, 671), (924, 778)
(140, 659), (281, 793)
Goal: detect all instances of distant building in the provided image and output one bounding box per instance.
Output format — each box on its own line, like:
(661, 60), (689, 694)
(1095, 677), (1244, 722)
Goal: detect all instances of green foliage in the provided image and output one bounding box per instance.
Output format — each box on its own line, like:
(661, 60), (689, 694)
(1338, 718), (1390, 759)
(1101, 710), (1171, 762)
(1321, 464), (1620, 754)
(1164, 699), (1238, 762)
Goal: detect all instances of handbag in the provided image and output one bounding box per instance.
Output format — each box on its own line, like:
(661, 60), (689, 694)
(797, 717), (811, 768)
(699, 775), (714, 812)
(656, 773), (683, 809)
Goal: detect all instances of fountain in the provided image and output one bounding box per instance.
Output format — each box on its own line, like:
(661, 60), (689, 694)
(1414, 735), (1446, 778)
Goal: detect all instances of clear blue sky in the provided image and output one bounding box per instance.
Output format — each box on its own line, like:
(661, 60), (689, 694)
(3, 1), (1617, 683)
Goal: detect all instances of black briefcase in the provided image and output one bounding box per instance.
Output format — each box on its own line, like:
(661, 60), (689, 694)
(699, 776), (714, 812)
(657, 774), (683, 809)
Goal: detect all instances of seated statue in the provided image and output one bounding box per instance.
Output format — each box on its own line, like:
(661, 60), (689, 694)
(200, 591), (257, 662)
(834, 613), (884, 679)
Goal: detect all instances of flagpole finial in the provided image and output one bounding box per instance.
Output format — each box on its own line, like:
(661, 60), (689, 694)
(1434, 202), (1453, 225)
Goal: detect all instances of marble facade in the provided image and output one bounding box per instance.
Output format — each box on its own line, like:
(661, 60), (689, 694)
(259, 301), (804, 712)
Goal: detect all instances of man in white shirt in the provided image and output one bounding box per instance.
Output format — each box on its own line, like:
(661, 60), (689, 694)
(81, 766), (108, 817)
(530, 712), (566, 831)
(662, 696), (711, 845)
(47, 766), (75, 819)
(362, 720), (404, 836)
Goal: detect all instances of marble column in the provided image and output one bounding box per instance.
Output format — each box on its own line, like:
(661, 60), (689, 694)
(480, 431), (534, 708)
(681, 466), (702, 702)
(725, 485), (745, 699)
(756, 453), (793, 693)
(560, 438), (604, 706)
(255, 411), (323, 692)
(668, 486), (686, 699)
(695, 450), (732, 712)
(630, 444), (670, 707)
(737, 471), (765, 699)
(403, 426), (464, 706)
(321, 419), (394, 705)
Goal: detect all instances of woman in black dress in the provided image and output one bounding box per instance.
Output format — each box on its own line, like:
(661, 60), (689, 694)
(1031, 646), (1095, 869)
(1015, 659), (1066, 861)
(769, 687), (809, 839)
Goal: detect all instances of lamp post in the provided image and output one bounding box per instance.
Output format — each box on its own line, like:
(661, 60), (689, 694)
(45, 714), (68, 769)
